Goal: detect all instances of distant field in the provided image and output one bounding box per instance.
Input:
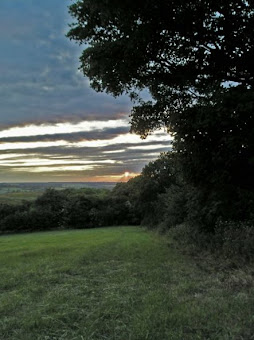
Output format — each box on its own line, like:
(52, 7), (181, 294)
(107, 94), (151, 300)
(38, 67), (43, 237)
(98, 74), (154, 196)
(0, 191), (42, 204)
(0, 227), (253, 339)
(0, 182), (116, 194)
(0, 182), (116, 204)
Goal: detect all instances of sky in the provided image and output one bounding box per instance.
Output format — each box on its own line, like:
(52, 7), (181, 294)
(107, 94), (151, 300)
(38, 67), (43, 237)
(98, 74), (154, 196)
(0, 0), (172, 182)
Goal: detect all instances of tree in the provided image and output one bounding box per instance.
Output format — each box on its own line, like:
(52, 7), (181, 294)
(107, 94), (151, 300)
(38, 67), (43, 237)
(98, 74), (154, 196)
(67, 0), (254, 130)
(64, 195), (101, 228)
(67, 0), (254, 152)
(173, 87), (254, 225)
(68, 0), (254, 226)
(34, 188), (67, 227)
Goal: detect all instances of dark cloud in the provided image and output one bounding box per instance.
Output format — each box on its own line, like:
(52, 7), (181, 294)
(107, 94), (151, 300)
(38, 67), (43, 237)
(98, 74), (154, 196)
(0, 142), (171, 172)
(0, 0), (131, 128)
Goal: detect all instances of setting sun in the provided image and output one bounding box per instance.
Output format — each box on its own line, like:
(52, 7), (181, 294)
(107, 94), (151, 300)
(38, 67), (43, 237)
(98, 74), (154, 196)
(124, 171), (130, 178)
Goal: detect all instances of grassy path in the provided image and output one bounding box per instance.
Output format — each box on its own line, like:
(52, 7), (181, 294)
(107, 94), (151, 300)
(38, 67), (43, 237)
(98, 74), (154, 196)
(0, 227), (253, 339)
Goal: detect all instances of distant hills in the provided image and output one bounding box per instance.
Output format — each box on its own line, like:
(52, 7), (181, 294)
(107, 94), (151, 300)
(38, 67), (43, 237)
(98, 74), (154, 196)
(0, 182), (117, 193)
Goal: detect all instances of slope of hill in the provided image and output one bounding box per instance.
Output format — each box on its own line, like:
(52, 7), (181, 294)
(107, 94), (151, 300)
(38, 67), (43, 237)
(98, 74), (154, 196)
(0, 227), (253, 339)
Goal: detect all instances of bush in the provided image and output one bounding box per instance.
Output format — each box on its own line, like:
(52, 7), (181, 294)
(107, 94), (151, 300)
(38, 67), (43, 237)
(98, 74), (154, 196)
(0, 211), (29, 233)
(214, 220), (254, 262)
(166, 223), (212, 252)
(64, 195), (102, 229)
(166, 220), (254, 263)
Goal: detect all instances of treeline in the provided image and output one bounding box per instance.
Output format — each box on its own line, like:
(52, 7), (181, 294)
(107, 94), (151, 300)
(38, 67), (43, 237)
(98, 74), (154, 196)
(2, 150), (254, 235)
(0, 187), (137, 234)
(0, 154), (178, 234)
(1, 149), (254, 260)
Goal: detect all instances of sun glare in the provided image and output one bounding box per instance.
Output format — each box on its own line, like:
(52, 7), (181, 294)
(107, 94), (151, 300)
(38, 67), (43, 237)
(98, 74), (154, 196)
(124, 171), (130, 178)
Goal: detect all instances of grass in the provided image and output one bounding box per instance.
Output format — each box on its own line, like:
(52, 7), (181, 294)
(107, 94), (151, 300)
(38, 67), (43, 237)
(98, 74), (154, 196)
(0, 227), (253, 339)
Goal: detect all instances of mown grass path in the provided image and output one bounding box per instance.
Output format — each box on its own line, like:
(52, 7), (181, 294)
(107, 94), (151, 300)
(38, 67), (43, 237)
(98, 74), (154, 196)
(0, 227), (253, 339)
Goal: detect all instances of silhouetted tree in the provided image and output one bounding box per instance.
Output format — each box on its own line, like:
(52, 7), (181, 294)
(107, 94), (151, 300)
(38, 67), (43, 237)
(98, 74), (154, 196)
(68, 1), (254, 228)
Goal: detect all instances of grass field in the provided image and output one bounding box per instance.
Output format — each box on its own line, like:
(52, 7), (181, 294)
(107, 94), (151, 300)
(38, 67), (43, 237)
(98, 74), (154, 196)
(0, 191), (42, 205)
(0, 227), (253, 340)
(0, 183), (112, 205)
(0, 182), (115, 205)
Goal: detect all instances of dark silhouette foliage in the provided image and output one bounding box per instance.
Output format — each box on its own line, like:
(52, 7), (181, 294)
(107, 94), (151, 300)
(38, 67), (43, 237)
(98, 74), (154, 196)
(67, 0), (254, 234)
(64, 195), (101, 229)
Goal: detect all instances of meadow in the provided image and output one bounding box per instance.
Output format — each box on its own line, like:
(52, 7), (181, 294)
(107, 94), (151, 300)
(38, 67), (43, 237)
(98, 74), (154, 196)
(0, 191), (43, 205)
(0, 182), (114, 205)
(0, 227), (253, 339)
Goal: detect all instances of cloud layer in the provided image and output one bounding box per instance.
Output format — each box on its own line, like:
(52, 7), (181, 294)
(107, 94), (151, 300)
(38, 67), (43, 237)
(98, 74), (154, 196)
(0, 0), (172, 182)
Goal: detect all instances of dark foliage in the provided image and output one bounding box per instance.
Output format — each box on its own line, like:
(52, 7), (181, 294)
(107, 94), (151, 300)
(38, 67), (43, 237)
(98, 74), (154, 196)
(68, 0), (254, 95)
(34, 188), (68, 227)
(67, 0), (254, 237)
(64, 195), (101, 229)
(0, 186), (141, 234)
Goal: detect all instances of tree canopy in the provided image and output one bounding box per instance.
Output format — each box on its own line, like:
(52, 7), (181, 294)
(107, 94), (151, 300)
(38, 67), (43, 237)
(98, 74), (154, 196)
(68, 0), (254, 113)
(67, 0), (254, 147)
(68, 1), (254, 90)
